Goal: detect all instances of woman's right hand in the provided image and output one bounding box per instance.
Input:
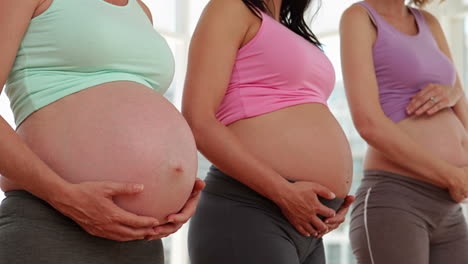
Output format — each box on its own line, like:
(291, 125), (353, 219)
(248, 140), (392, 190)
(272, 181), (337, 237)
(448, 167), (468, 203)
(47, 181), (160, 241)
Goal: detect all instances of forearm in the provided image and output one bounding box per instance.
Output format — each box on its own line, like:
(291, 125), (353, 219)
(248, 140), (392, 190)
(191, 119), (289, 202)
(0, 117), (71, 202)
(361, 118), (457, 188)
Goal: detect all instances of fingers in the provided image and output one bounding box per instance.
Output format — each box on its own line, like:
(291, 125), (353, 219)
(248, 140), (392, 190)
(324, 195), (354, 225)
(192, 178), (206, 195)
(166, 184), (203, 224)
(146, 223), (184, 241)
(311, 183), (336, 200)
(81, 223), (156, 242)
(146, 181), (204, 241)
(187, 178), (205, 199)
(294, 224), (313, 237)
(414, 98), (440, 116)
(341, 195), (355, 208)
(407, 84), (449, 116)
(112, 225), (157, 241)
(103, 182), (145, 196)
(450, 190), (466, 203)
(426, 99), (447, 115)
(324, 213), (345, 225)
(315, 203), (336, 218)
(310, 215), (328, 235)
(113, 207), (160, 227)
(326, 223), (339, 231)
(406, 84), (434, 114)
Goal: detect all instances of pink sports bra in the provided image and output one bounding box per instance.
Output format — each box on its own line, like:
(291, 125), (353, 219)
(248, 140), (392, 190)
(215, 11), (336, 125)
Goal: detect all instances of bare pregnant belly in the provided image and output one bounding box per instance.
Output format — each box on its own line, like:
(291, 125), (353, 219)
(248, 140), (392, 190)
(1, 81), (197, 223)
(366, 108), (468, 186)
(228, 103), (353, 198)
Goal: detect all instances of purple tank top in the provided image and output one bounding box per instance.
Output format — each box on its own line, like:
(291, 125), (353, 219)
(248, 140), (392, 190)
(358, 1), (457, 122)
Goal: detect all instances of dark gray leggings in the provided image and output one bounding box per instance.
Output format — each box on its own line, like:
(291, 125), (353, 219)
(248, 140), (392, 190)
(350, 170), (468, 264)
(0, 190), (164, 264)
(188, 166), (344, 264)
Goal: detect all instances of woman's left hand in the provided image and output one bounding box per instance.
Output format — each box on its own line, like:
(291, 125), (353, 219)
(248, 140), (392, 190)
(319, 195), (355, 238)
(145, 178), (206, 241)
(406, 83), (462, 116)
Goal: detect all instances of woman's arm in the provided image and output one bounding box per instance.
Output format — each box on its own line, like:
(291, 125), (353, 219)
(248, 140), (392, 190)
(406, 10), (468, 129)
(0, 0), (160, 241)
(340, 5), (468, 202)
(137, 0), (153, 24)
(183, 0), (337, 237)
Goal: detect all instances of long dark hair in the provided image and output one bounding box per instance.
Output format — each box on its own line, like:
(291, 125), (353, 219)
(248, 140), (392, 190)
(242, 0), (322, 48)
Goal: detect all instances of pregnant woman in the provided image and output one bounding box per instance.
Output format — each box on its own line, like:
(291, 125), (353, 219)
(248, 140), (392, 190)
(341, 0), (468, 263)
(0, 0), (202, 263)
(183, 0), (354, 263)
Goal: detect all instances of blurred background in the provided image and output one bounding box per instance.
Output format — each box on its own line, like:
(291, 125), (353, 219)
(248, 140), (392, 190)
(1, 0), (467, 263)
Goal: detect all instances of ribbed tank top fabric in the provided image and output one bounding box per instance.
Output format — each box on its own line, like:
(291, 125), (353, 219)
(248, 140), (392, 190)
(215, 11), (336, 125)
(6, 0), (175, 126)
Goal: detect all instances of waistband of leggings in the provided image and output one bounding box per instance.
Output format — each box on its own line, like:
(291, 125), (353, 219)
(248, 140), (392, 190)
(1, 190), (75, 225)
(364, 169), (451, 198)
(205, 166), (344, 211)
(4, 190), (41, 199)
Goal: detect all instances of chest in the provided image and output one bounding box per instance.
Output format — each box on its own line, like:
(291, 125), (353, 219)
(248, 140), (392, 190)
(379, 14), (419, 36)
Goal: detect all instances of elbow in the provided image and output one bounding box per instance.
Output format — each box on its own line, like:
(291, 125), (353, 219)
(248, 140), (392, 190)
(182, 106), (204, 130)
(181, 107), (194, 128)
(181, 109), (214, 142)
(354, 116), (381, 144)
(182, 110), (202, 137)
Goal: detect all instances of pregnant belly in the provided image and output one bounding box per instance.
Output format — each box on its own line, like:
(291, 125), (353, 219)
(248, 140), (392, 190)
(6, 81), (197, 223)
(366, 108), (468, 182)
(228, 103), (353, 198)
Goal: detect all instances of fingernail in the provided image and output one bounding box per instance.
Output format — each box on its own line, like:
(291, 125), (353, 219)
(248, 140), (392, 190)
(168, 218), (174, 223)
(330, 192), (336, 199)
(306, 233), (311, 237)
(134, 184), (144, 191)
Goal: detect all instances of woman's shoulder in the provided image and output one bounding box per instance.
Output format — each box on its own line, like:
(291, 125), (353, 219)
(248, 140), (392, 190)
(136, 0), (153, 24)
(417, 9), (441, 29)
(204, 0), (256, 19)
(197, 0), (258, 34)
(342, 2), (371, 19)
(340, 3), (375, 32)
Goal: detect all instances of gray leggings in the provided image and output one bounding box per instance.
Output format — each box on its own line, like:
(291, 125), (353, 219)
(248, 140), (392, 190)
(188, 166), (344, 264)
(0, 190), (164, 264)
(350, 170), (468, 264)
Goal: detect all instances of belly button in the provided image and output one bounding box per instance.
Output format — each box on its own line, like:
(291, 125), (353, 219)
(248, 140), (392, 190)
(173, 166), (184, 174)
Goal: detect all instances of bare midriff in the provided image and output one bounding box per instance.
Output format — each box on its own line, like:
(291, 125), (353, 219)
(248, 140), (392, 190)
(228, 103), (353, 199)
(365, 108), (468, 187)
(0, 81), (197, 223)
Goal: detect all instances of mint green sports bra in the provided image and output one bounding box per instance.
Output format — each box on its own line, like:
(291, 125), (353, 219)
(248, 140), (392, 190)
(6, 0), (175, 126)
